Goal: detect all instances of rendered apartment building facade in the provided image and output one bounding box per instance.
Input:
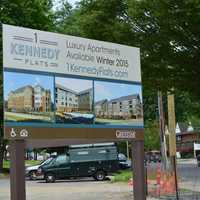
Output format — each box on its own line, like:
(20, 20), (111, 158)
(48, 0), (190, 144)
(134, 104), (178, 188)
(95, 94), (142, 119)
(7, 85), (51, 112)
(55, 84), (93, 112)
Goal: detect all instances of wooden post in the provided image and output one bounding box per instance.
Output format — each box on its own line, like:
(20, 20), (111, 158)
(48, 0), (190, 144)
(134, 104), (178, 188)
(10, 140), (26, 200)
(131, 140), (146, 200)
(167, 92), (179, 200)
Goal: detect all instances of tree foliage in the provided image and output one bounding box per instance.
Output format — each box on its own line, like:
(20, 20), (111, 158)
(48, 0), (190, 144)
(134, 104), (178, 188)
(144, 120), (160, 151)
(128, 0), (200, 97)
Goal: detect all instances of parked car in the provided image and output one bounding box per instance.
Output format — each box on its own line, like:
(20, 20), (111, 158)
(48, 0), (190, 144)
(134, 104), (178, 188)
(118, 153), (131, 169)
(38, 144), (119, 183)
(145, 151), (161, 163)
(197, 154), (200, 167)
(26, 156), (55, 180)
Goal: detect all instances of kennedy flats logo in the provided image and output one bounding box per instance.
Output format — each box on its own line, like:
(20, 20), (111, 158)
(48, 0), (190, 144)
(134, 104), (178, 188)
(10, 32), (60, 68)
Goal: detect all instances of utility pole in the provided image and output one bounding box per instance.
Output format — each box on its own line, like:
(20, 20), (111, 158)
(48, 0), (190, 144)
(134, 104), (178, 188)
(158, 91), (168, 169)
(167, 92), (179, 200)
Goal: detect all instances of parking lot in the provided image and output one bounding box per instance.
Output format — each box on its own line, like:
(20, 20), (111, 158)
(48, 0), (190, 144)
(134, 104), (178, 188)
(0, 178), (134, 200)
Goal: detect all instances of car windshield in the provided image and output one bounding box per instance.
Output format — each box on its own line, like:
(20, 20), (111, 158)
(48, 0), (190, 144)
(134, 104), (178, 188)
(118, 153), (127, 161)
(55, 155), (69, 165)
(40, 157), (54, 166)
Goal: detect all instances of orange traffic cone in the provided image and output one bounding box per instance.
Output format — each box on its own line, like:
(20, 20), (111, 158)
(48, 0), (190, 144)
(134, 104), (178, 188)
(128, 178), (134, 186)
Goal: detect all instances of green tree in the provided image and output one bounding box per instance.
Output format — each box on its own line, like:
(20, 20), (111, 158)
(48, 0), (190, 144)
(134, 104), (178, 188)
(127, 0), (200, 97)
(57, 0), (134, 44)
(144, 120), (160, 151)
(53, 0), (72, 32)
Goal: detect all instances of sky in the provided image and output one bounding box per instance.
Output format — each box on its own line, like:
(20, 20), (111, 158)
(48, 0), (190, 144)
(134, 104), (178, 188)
(94, 81), (142, 102)
(68, 0), (79, 6)
(54, 0), (79, 9)
(56, 77), (92, 92)
(4, 72), (54, 100)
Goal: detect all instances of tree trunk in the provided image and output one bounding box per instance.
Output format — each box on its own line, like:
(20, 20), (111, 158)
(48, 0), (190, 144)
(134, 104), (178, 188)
(34, 150), (37, 160)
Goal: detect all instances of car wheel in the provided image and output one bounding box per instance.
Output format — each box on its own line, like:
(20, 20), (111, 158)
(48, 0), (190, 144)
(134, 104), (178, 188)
(45, 173), (56, 183)
(29, 171), (37, 181)
(94, 171), (105, 181)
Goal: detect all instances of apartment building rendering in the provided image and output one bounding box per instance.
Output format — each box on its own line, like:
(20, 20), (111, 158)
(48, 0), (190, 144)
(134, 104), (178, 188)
(95, 94), (143, 120)
(55, 84), (93, 113)
(7, 85), (51, 113)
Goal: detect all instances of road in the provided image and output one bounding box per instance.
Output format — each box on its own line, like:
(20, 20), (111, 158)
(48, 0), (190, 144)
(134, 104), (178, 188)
(0, 159), (199, 200)
(177, 159), (200, 192)
(0, 178), (135, 200)
(146, 159), (200, 199)
(147, 159), (200, 191)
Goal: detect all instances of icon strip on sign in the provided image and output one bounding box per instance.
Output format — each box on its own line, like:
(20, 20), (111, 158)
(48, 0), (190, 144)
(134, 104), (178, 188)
(10, 128), (17, 137)
(20, 129), (29, 137)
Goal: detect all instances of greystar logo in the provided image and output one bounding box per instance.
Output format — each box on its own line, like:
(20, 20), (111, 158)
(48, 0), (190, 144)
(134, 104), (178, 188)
(116, 130), (136, 139)
(10, 32), (60, 68)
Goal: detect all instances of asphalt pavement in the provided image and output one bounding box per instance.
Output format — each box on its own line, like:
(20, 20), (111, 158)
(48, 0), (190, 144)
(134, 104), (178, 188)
(177, 159), (200, 193)
(0, 178), (134, 200)
(0, 159), (199, 200)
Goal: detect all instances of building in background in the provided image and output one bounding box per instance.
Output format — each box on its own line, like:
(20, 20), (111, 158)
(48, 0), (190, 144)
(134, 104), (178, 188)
(55, 84), (92, 113)
(176, 122), (200, 157)
(78, 89), (93, 112)
(8, 85), (34, 112)
(7, 85), (51, 112)
(95, 94), (142, 120)
(34, 85), (51, 112)
(55, 84), (78, 112)
(95, 99), (108, 117)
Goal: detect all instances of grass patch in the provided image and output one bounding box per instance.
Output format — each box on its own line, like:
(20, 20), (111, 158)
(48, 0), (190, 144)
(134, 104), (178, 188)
(0, 168), (10, 179)
(25, 160), (41, 166)
(0, 160), (40, 178)
(3, 160), (41, 170)
(3, 160), (10, 169)
(5, 113), (25, 121)
(111, 170), (133, 182)
(0, 172), (9, 179)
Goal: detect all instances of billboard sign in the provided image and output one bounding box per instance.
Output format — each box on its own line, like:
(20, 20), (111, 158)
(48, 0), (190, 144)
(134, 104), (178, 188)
(3, 24), (141, 83)
(3, 24), (144, 140)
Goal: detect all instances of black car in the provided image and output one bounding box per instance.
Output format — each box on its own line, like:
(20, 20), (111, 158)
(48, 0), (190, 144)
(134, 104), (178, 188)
(118, 153), (131, 169)
(38, 145), (119, 183)
(197, 154), (200, 167)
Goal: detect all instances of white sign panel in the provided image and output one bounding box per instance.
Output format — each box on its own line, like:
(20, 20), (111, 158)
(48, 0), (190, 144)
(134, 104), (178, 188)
(3, 24), (141, 82)
(194, 143), (200, 151)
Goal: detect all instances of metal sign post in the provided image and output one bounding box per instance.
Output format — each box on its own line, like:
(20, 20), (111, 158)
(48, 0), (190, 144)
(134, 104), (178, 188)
(132, 140), (146, 200)
(10, 140), (26, 200)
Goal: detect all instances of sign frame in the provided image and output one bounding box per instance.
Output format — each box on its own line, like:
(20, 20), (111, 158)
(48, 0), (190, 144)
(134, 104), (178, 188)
(3, 24), (144, 140)
(3, 24), (146, 200)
